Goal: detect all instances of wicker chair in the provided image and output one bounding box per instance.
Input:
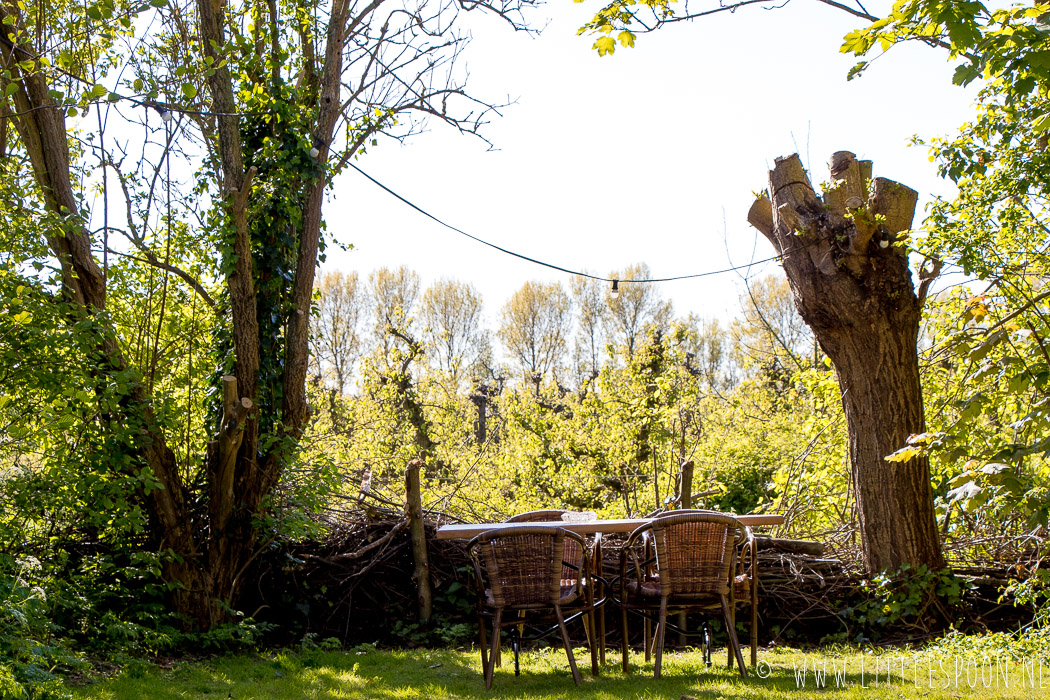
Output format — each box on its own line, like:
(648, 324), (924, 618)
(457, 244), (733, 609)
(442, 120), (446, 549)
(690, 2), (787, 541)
(651, 509), (758, 667)
(505, 510), (607, 665)
(468, 525), (599, 689)
(618, 512), (749, 678)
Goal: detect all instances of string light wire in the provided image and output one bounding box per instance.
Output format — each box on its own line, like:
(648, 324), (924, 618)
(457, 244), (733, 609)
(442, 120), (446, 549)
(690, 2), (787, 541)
(347, 162), (812, 284)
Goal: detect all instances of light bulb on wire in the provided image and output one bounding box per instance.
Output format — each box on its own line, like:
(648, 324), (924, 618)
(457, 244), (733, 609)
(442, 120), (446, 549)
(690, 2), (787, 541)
(610, 279), (619, 299)
(159, 108), (172, 124)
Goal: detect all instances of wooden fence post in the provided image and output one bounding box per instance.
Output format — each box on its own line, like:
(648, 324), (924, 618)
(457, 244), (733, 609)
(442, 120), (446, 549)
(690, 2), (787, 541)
(405, 458), (433, 622)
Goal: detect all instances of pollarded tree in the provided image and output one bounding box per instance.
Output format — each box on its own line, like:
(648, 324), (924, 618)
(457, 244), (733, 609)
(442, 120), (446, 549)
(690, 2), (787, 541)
(747, 152), (944, 574)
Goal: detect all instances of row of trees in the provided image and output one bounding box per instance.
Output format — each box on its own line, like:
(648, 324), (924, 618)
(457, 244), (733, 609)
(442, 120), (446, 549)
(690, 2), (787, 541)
(0, 0), (541, 631)
(311, 265), (807, 395)
(305, 273), (836, 521)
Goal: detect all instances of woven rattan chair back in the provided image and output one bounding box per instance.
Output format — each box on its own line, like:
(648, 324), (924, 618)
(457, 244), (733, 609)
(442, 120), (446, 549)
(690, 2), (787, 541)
(475, 526), (568, 608)
(619, 511), (749, 678)
(469, 525), (597, 688)
(649, 512), (739, 598)
(505, 510), (582, 582)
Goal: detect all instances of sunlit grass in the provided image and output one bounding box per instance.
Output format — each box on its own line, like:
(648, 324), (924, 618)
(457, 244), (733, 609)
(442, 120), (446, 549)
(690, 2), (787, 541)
(72, 645), (1050, 699)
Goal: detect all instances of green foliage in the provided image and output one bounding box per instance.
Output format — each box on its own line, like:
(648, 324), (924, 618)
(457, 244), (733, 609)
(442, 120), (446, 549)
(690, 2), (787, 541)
(575, 0), (670, 54)
(930, 626), (1050, 665)
(0, 556), (87, 700)
(307, 305), (838, 527)
(881, 87), (1050, 549)
(841, 1), (1050, 118)
(837, 565), (966, 642)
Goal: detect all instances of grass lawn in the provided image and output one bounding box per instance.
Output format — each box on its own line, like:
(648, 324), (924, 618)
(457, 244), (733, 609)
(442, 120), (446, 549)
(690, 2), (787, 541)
(70, 645), (1050, 699)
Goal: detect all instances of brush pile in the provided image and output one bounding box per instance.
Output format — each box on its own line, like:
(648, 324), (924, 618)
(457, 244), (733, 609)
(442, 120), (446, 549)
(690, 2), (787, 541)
(254, 505), (1040, 648)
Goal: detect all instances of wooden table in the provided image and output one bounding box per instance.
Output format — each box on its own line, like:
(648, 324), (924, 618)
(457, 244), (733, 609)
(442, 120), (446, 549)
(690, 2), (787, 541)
(435, 514), (784, 540)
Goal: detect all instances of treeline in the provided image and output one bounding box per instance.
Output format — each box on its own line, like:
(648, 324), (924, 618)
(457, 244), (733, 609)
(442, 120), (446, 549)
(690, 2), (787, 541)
(301, 264), (844, 530)
(309, 263), (813, 396)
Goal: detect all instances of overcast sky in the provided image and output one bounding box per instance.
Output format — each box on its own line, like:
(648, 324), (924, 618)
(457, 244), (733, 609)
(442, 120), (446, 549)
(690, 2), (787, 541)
(322, 0), (979, 325)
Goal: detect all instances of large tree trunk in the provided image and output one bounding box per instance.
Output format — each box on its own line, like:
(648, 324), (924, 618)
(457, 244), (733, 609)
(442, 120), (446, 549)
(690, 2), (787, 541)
(747, 152), (944, 574)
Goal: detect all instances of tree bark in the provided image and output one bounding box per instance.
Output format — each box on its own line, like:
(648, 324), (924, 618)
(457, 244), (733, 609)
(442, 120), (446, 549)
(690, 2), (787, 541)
(747, 152), (944, 574)
(0, 9), (217, 624)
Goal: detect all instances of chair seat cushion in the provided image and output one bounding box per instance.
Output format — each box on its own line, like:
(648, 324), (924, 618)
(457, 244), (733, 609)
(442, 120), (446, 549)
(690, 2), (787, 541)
(625, 578), (662, 598)
(624, 573), (738, 601)
(483, 582), (580, 608)
(733, 573), (751, 599)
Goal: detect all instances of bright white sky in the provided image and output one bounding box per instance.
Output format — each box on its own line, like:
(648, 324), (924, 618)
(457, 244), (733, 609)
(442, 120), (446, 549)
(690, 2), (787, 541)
(322, 0), (979, 325)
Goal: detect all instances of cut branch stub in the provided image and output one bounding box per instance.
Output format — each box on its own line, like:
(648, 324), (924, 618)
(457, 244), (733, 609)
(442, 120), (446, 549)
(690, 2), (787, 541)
(870, 177), (918, 238)
(824, 151), (867, 220)
(756, 152), (918, 281)
(747, 194), (774, 241)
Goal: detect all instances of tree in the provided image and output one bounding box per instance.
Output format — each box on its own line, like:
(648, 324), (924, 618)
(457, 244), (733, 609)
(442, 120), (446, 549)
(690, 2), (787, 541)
(0, 0), (536, 628)
(747, 151), (944, 574)
(576, 0), (877, 55)
(893, 84), (1050, 530)
(680, 312), (732, 390)
(498, 281), (572, 387)
(420, 277), (489, 392)
(370, 266), (421, 356)
(840, 1), (1050, 105)
(312, 271), (367, 395)
(569, 274), (608, 386)
(731, 274), (815, 377)
(606, 262), (672, 358)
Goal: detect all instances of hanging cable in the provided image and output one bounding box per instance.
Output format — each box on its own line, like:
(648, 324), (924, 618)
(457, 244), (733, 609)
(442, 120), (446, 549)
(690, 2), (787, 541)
(347, 162), (813, 284)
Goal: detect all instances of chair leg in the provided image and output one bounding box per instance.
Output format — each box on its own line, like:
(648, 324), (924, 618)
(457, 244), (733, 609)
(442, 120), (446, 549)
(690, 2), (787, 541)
(654, 596), (668, 679)
(643, 616), (651, 662)
(718, 595), (748, 678)
(516, 608), (526, 667)
(478, 611), (489, 674)
(511, 626), (521, 676)
(586, 607), (599, 676)
(750, 590), (758, 667)
(554, 604), (581, 686)
(621, 604), (630, 674)
(582, 607), (593, 659)
(485, 608), (503, 689)
(598, 596), (607, 665)
(752, 562), (760, 668)
(727, 601), (736, 669)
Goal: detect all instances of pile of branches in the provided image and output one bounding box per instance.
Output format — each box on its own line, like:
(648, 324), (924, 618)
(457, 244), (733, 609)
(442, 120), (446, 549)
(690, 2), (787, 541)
(252, 509), (1041, 648)
(749, 532), (1040, 646)
(251, 503), (471, 646)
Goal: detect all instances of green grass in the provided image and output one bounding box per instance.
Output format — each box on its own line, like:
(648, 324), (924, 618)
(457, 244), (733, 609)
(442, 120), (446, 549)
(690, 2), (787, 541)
(71, 646), (1050, 699)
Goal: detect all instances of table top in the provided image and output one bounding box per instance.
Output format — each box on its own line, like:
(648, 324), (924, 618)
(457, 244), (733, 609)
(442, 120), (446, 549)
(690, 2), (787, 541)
(435, 514), (785, 540)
